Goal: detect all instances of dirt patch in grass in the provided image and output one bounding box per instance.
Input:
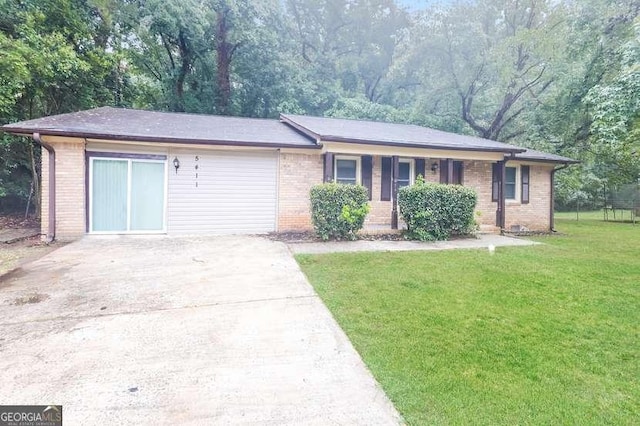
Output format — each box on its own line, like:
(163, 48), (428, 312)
(0, 236), (60, 280)
(0, 214), (39, 230)
(267, 231), (320, 243)
(268, 231), (427, 242)
(1, 214), (62, 280)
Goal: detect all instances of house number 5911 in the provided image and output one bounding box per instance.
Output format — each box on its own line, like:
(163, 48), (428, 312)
(195, 155), (199, 187)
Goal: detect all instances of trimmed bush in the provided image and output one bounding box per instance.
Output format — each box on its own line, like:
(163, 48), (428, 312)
(398, 178), (478, 241)
(310, 183), (370, 240)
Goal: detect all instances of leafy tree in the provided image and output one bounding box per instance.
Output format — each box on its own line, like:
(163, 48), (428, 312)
(129, 0), (213, 112)
(405, 0), (570, 142)
(1, 0), (638, 217)
(0, 0), (124, 213)
(325, 96), (406, 122)
(585, 17), (640, 186)
(286, 0), (409, 107)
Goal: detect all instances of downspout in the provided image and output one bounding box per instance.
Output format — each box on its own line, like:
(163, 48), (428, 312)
(550, 163), (569, 232)
(33, 133), (55, 242)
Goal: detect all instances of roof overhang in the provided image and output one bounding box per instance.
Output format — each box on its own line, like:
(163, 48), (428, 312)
(319, 136), (525, 154)
(320, 141), (508, 161)
(1, 127), (322, 150)
(280, 113), (527, 156)
(512, 156), (581, 165)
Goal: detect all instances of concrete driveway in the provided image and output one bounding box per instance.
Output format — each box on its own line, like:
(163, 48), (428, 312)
(0, 236), (401, 425)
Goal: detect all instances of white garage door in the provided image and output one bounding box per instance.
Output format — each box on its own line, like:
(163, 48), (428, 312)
(167, 150), (278, 234)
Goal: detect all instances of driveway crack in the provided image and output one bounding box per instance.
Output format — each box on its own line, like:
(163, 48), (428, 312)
(0, 294), (318, 326)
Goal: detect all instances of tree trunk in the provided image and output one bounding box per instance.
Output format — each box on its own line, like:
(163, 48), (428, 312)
(216, 7), (234, 115)
(174, 30), (192, 112)
(29, 141), (40, 219)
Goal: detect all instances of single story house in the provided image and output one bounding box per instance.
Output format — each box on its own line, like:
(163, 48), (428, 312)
(1, 107), (576, 240)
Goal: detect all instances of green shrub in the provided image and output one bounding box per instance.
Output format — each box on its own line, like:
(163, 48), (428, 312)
(398, 178), (478, 241)
(310, 183), (370, 240)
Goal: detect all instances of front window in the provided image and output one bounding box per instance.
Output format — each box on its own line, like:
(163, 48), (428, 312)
(335, 157), (358, 185)
(505, 167), (517, 200)
(398, 161), (412, 188)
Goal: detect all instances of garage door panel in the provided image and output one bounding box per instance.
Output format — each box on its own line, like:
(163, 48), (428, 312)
(167, 150), (277, 234)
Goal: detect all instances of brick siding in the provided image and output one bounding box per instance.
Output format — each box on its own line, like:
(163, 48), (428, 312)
(41, 140), (86, 240)
(464, 160), (498, 229)
(367, 156), (391, 225)
(43, 145), (553, 238)
(277, 152), (323, 231)
(504, 163), (553, 231)
(452, 160), (553, 232)
(277, 155), (554, 233)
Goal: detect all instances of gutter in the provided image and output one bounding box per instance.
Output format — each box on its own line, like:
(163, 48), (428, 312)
(33, 133), (55, 242)
(0, 128), (322, 150)
(319, 136), (526, 154)
(550, 163), (570, 232)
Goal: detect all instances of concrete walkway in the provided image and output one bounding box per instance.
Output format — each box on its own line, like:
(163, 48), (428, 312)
(0, 236), (401, 425)
(289, 233), (539, 254)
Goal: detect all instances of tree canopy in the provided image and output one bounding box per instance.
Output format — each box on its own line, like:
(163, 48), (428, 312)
(1, 0), (638, 213)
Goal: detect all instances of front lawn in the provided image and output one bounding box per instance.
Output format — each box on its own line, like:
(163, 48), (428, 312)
(296, 219), (640, 425)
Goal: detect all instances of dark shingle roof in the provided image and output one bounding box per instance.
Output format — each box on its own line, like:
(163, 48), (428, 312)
(2, 107), (576, 164)
(1, 107), (317, 148)
(281, 114), (576, 163)
(515, 148), (579, 164)
(281, 114), (526, 153)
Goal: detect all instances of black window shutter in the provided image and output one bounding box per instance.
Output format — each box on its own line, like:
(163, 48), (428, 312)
(453, 161), (464, 185)
(439, 159), (448, 184)
(492, 163), (500, 202)
(323, 153), (334, 183)
(521, 165), (530, 204)
(361, 155), (373, 200)
(414, 158), (425, 181)
(381, 157), (392, 201)
(322, 154), (327, 182)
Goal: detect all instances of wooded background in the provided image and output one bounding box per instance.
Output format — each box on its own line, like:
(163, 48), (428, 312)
(1, 0), (638, 216)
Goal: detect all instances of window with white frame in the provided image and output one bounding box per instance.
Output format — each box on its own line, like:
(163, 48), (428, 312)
(90, 156), (167, 233)
(398, 159), (413, 188)
(334, 156), (360, 185)
(505, 166), (518, 200)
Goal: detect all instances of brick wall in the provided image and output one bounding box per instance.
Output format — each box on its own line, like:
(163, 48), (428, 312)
(504, 163), (553, 231)
(422, 161), (441, 184)
(464, 160), (553, 232)
(371, 158), (554, 232)
(277, 152), (323, 231)
(367, 157), (448, 226)
(464, 161), (498, 228)
(275, 154), (553, 233)
(367, 156), (391, 225)
(40, 144), (554, 237)
(41, 140), (86, 240)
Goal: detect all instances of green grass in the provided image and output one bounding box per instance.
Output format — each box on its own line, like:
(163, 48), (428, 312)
(296, 218), (640, 425)
(556, 209), (638, 222)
